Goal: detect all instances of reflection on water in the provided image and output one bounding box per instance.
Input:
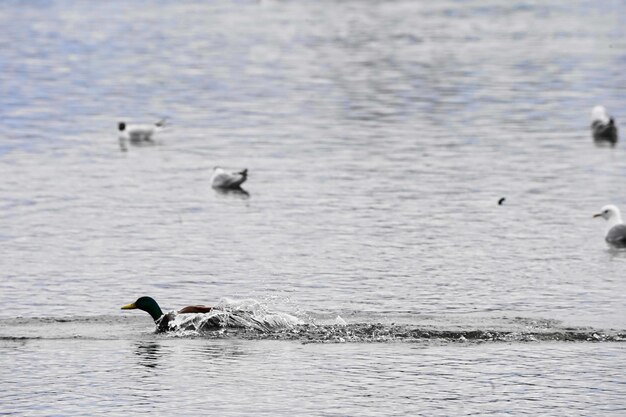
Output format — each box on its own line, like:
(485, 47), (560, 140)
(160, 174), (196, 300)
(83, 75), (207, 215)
(119, 137), (160, 153)
(213, 187), (250, 199)
(135, 341), (162, 369)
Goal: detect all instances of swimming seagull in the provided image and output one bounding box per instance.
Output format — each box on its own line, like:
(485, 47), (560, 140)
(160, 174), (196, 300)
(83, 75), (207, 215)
(118, 119), (166, 143)
(211, 167), (248, 190)
(590, 106), (618, 146)
(593, 204), (626, 248)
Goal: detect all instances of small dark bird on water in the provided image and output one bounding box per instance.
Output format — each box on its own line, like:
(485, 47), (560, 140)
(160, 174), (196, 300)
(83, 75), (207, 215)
(590, 106), (618, 146)
(498, 197), (506, 206)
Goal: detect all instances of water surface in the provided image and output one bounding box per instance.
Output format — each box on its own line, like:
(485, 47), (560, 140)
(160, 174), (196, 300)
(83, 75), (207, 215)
(0, 0), (625, 415)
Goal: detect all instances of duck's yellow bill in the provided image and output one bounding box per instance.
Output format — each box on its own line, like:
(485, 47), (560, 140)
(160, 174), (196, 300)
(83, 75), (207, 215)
(121, 302), (137, 310)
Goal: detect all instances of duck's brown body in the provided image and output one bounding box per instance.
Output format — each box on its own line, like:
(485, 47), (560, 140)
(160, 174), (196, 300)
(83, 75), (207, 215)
(177, 305), (213, 314)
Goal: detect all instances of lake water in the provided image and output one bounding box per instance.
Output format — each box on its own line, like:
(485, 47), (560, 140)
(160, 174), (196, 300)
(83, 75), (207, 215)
(1, 0), (625, 415)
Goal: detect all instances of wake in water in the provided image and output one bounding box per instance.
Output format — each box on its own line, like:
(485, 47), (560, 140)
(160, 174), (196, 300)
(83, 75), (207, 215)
(158, 299), (626, 343)
(167, 320), (626, 343)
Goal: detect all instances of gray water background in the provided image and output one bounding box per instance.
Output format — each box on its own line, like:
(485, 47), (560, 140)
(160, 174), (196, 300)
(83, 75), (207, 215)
(1, 0), (625, 415)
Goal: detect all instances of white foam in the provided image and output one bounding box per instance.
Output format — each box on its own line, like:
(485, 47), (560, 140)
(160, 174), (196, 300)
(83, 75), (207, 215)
(168, 298), (303, 333)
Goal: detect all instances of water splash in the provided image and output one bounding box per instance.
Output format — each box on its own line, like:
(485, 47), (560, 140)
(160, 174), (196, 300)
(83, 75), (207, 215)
(166, 298), (303, 334)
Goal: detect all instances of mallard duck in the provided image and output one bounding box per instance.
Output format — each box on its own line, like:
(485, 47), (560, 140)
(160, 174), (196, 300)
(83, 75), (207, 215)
(211, 167), (248, 190)
(118, 119), (166, 143)
(594, 205), (626, 248)
(121, 296), (214, 332)
(590, 106), (618, 146)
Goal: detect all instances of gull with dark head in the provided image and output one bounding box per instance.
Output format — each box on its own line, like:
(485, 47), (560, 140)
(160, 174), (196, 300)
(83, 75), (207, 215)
(594, 204), (626, 248)
(590, 106), (618, 146)
(118, 118), (166, 144)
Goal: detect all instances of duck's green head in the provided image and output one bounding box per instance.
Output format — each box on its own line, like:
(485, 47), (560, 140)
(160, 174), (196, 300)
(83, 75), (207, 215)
(121, 296), (164, 322)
